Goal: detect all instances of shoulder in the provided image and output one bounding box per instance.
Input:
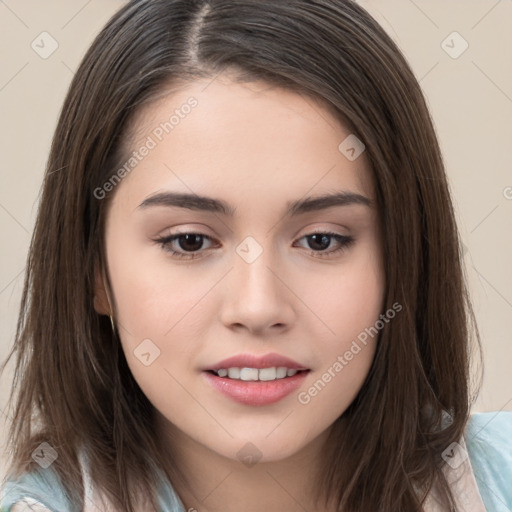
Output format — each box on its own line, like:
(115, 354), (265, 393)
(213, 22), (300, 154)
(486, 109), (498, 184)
(465, 410), (512, 512)
(1, 456), (185, 512)
(0, 465), (72, 512)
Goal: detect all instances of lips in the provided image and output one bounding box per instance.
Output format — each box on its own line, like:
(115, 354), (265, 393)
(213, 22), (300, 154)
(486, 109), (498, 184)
(202, 352), (310, 406)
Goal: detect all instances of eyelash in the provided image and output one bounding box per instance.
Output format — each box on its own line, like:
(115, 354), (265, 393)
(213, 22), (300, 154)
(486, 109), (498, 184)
(154, 230), (355, 260)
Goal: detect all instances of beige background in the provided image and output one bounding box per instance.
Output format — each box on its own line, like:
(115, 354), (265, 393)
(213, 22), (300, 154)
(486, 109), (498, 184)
(1, 0), (511, 482)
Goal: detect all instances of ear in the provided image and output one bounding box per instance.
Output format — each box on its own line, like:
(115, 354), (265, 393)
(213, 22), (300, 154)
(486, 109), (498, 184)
(93, 263), (111, 316)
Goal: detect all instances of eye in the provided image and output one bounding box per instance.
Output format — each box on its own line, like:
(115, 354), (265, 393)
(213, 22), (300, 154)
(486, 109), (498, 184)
(155, 232), (217, 260)
(294, 231), (355, 258)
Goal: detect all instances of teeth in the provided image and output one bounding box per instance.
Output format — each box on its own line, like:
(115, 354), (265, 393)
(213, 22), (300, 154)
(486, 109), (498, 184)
(276, 367), (287, 378)
(227, 367), (240, 379)
(214, 366), (302, 381)
(259, 367), (277, 381)
(240, 368), (259, 381)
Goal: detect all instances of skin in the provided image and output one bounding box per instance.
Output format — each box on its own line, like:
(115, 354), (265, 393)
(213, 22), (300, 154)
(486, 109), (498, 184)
(94, 71), (385, 512)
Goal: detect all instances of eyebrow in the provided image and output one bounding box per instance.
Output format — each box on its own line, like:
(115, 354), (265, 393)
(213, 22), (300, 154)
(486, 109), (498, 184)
(137, 190), (372, 216)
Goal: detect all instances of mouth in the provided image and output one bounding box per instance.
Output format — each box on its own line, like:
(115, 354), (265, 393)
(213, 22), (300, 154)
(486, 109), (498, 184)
(202, 353), (311, 406)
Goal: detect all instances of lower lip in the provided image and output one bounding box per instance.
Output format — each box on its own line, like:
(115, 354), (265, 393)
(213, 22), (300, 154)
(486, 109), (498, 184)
(203, 371), (309, 406)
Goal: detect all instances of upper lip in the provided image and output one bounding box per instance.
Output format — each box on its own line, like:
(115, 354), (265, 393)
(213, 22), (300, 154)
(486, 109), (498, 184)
(204, 352), (309, 371)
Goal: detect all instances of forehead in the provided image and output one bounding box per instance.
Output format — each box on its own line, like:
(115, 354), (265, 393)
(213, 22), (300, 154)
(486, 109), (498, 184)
(114, 72), (375, 207)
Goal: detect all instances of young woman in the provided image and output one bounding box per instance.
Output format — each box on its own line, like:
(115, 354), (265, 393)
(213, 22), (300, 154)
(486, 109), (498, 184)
(1, 1), (511, 511)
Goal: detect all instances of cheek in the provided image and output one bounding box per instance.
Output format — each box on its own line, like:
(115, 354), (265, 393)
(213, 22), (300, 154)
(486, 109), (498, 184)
(104, 227), (208, 399)
(106, 250), (211, 419)
(296, 291), (383, 420)
(298, 238), (384, 344)
(106, 219), (217, 339)
(108, 262), (218, 384)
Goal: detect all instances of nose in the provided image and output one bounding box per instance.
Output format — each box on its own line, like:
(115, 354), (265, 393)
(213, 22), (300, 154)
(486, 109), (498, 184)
(219, 244), (296, 335)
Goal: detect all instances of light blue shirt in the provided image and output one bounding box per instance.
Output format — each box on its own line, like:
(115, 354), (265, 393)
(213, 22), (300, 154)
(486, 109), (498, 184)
(0, 462), (187, 512)
(465, 411), (512, 511)
(2, 411), (511, 511)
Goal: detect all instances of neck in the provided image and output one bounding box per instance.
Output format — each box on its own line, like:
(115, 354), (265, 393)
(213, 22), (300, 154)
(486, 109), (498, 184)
(155, 417), (339, 512)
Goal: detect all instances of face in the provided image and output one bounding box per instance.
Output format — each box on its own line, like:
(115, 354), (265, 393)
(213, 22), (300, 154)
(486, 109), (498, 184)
(95, 72), (385, 464)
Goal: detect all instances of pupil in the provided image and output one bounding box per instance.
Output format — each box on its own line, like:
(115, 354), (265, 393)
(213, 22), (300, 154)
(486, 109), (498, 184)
(179, 234), (203, 252)
(309, 234), (330, 251)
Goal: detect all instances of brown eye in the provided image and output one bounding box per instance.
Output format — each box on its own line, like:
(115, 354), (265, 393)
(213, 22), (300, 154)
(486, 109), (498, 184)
(174, 234), (205, 252)
(306, 233), (332, 251)
(295, 232), (355, 257)
(155, 232), (217, 259)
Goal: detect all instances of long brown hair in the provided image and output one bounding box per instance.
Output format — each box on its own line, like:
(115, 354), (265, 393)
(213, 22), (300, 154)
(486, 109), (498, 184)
(1, 0), (482, 510)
